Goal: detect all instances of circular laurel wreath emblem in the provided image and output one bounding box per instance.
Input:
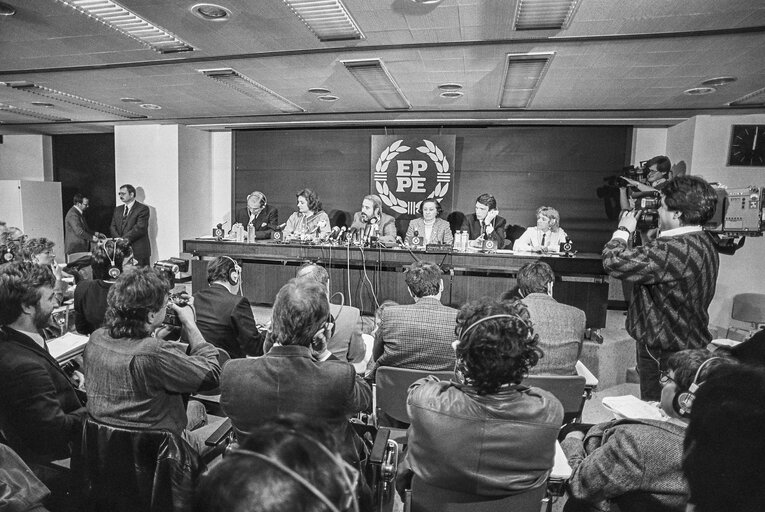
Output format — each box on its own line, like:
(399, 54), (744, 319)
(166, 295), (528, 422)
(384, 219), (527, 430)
(374, 139), (451, 214)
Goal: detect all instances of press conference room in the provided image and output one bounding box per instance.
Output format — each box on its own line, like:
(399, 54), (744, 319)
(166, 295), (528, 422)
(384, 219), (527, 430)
(1, 1), (765, 511)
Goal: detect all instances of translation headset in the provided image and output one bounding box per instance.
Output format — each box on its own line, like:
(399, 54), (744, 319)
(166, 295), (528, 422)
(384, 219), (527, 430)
(220, 255), (241, 285)
(674, 357), (725, 417)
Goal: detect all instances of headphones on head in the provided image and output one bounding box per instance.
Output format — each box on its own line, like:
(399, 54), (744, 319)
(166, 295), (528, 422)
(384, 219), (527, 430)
(247, 191), (267, 208)
(458, 313), (532, 344)
(221, 255), (241, 285)
(674, 357), (724, 417)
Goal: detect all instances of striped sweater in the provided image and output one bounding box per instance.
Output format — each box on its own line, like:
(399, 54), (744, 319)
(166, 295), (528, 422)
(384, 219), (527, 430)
(602, 231), (719, 351)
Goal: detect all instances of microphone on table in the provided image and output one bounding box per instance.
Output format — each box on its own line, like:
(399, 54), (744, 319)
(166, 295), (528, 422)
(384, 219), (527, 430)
(397, 236), (421, 263)
(411, 229), (422, 247)
(329, 226), (341, 240)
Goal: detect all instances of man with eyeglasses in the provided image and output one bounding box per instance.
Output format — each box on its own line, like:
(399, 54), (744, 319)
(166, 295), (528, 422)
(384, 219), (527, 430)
(560, 349), (733, 512)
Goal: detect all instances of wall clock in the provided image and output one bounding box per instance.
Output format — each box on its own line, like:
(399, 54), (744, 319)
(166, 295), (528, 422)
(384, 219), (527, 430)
(728, 125), (765, 166)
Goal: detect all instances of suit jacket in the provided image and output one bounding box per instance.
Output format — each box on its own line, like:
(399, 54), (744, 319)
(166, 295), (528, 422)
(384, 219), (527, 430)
(234, 204), (279, 239)
(329, 303), (366, 363)
(64, 205), (94, 255)
(220, 344), (371, 462)
(193, 283), (264, 358)
(110, 201), (150, 266)
(350, 211), (397, 244)
(460, 213), (506, 247)
(0, 326), (87, 464)
(374, 297), (457, 372)
(522, 293), (585, 375)
(405, 218), (453, 246)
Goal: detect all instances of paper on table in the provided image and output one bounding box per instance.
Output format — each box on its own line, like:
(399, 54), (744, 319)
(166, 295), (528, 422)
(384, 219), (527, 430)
(550, 441), (572, 480)
(602, 395), (667, 421)
(47, 332), (88, 363)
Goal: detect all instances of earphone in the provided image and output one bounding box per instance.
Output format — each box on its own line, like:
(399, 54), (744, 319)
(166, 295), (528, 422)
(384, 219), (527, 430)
(458, 314), (531, 342)
(247, 191), (267, 208)
(221, 255), (241, 285)
(675, 357), (725, 417)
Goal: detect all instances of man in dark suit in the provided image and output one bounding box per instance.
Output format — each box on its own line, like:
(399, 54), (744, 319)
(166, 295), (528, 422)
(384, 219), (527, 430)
(64, 193), (99, 260)
(109, 183), (150, 266)
(460, 193), (507, 249)
(193, 255), (264, 358)
(372, 260), (457, 375)
(220, 279), (371, 463)
(233, 190), (279, 239)
(0, 261), (87, 470)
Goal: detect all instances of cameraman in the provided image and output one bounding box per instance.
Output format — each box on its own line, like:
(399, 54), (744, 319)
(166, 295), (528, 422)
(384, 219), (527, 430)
(619, 155), (673, 212)
(603, 175), (719, 401)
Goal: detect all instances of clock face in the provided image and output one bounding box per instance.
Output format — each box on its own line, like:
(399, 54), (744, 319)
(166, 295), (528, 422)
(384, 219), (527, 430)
(728, 125), (765, 166)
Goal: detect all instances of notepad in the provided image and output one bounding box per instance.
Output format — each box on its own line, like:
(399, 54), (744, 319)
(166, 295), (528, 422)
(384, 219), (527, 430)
(47, 332), (88, 363)
(602, 395), (667, 421)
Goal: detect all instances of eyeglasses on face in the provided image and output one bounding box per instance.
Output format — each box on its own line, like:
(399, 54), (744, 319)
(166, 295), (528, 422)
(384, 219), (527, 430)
(659, 371), (675, 386)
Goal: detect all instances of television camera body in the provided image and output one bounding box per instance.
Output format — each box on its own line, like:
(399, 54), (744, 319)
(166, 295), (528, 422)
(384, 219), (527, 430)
(704, 185), (764, 237)
(163, 292), (189, 327)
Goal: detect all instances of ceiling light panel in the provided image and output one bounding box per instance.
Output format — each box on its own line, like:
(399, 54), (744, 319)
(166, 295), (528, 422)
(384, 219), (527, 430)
(513, 0), (580, 30)
(341, 59), (411, 110)
(199, 68), (305, 113)
(729, 87), (765, 106)
(0, 103), (71, 122)
(282, 0), (365, 42)
(55, 0), (195, 53)
(499, 52), (554, 109)
(3, 81), (146, 119)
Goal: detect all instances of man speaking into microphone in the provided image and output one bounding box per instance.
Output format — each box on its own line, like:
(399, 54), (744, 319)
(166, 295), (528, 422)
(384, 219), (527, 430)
(350, 194), (397, 245)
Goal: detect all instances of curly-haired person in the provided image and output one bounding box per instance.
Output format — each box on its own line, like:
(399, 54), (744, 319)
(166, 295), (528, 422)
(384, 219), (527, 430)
(398, 297), (564, 497)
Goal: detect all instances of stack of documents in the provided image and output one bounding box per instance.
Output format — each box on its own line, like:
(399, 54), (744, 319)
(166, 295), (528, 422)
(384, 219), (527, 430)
(602, 395), (668, 421)
(48, 332), (88, 364)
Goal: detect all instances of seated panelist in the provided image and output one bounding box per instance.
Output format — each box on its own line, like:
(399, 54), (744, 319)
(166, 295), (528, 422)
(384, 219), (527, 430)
(405, 199), (453, 247)
(460, 193), (506, 248)
(233, 190), (278, 239)
(350, 194), (396, 245)
(282, 188), (331, 241)
(513, 206), (568, 253)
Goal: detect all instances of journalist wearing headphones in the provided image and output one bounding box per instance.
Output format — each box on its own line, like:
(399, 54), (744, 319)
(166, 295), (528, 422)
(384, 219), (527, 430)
(233, 190), (279, 239)
(560, 350), (733, 512)
(192, 256), (265, 358)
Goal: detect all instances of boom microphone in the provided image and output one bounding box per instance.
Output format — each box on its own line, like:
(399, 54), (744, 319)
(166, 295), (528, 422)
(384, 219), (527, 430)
(396, 236), (421, 263)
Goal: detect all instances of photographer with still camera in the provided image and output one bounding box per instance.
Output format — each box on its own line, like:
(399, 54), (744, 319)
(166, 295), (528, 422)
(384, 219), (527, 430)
(603, 175), (719, 401)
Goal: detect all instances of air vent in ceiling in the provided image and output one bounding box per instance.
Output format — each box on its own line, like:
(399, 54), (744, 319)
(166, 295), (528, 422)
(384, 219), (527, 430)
(728, 87), (765, 106)
(199, 68), (305, 113)
(513, 0), (580, 30)
(498, 52), (554, 109)
(341, 58), (411, 110)
(0, 103), (71, 122)
(282, 0), (364, 42)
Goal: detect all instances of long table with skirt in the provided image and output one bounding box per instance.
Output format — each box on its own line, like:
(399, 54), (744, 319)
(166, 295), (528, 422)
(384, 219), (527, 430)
(182, 239), (610, 329)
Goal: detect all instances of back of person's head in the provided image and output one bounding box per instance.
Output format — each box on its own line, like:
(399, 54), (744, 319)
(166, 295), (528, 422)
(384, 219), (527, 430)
(536, 206), (560, 231)
(92, 239), (132, 280)
(104, 267), (170, 339)
(207, 256), (239, 285)
(683, 364), (765, 512)
(271, 279), (329, 348)
(0, 261), (55, 325)
(661, 175), (718, 226)
(21, 237), (54, 261)
(517, 261), (554, 296)
(374, 299), (398, 324)
(194, 414), (355, 512)
(645, 155), (672, 174)
(296, 262), (329, 288)
(454, 297), (541, 394)
(475, 193), (497, 210)
(403, 261), (441, 298)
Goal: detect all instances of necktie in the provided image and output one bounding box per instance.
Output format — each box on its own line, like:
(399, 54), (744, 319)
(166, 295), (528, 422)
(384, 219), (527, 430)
(123, 207), (129, 218)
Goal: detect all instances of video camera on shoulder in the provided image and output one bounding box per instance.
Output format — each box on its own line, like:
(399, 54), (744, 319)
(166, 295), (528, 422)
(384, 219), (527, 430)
(704, 185), (764, 237)
(163, 292), (189, 327)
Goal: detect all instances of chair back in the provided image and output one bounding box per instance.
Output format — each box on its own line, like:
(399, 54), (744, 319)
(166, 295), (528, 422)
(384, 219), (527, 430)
(732, 293), (765, 324)
(77, 417), (203, 512)
(523, 374), (586, 423)
(375, 367), (454, 424)
(409, 475), (545, 512)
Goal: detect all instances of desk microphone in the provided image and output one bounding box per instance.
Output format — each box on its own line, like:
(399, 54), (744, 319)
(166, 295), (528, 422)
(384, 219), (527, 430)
(396, 236), (421, 263)
(329, 226), (341, 240)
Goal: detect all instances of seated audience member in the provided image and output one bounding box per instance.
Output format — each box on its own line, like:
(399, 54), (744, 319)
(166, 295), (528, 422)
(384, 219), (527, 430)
(0, 443), (52, 512)
(220, 279), (371, 464)
(350, 194), (397, 245)
(371, 261), (457, 377)
(22, 237), (69, 303)
(405, 199), (453, 246)
(683, 364), (765, 512)
(400, 298), (563, 496)
(83, 267), (223, 454)
(0, 262), (87, 473)
(283, 188), (331, 240)
(561, 349), (732, 512)
(460, 193), (506, 248)
(513, 206), (568, 252)
(233, 190), (279, 239)
(194, 414), (361, 512)
(193, 256), (264, 358)
(73, 239), (132, 335)
(517, 261), (585, 375)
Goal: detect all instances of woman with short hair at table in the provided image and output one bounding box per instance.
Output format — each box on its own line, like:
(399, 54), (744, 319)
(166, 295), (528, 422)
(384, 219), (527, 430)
(405, 199), (453, 247)
(282, 188), (331, 240)
(513, 206), (568, 253)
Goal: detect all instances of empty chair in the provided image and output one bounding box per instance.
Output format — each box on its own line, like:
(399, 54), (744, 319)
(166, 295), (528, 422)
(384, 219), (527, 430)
(523, 374), (587, 424)
(728, 293), (765, 340)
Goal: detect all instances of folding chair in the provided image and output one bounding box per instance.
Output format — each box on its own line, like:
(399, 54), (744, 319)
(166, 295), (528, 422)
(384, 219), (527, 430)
(523, 374), (587, 424)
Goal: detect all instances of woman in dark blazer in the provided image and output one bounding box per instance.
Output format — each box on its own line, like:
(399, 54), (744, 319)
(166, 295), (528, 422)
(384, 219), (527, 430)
(405, 199), (453, 247)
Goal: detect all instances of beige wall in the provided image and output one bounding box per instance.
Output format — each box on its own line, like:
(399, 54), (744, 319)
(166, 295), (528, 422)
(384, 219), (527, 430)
(0, 134), (52, 181)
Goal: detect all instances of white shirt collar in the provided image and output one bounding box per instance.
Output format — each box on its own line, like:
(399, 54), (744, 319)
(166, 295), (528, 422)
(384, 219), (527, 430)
(659, 225), (703, 238)
(124, 199), (136, 211)
(74, 205), (84, 214)
(18, 329), (46, 350)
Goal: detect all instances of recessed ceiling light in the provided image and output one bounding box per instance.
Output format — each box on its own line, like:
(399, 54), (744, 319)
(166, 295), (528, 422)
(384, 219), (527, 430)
(30, 102), (56, 108)
(308, 87), (332, 94)
(0, 1), (16, 16)
(701, 77), (737, 87)
(438, 83), (463, 91)
(139, 104), (162, 110)
(317, 95), (339, 102)
(440, 91), (463, 98)
(684, 87), (716, 96)
(190, 3), (232, 21)
(120, 97), (143, 103)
